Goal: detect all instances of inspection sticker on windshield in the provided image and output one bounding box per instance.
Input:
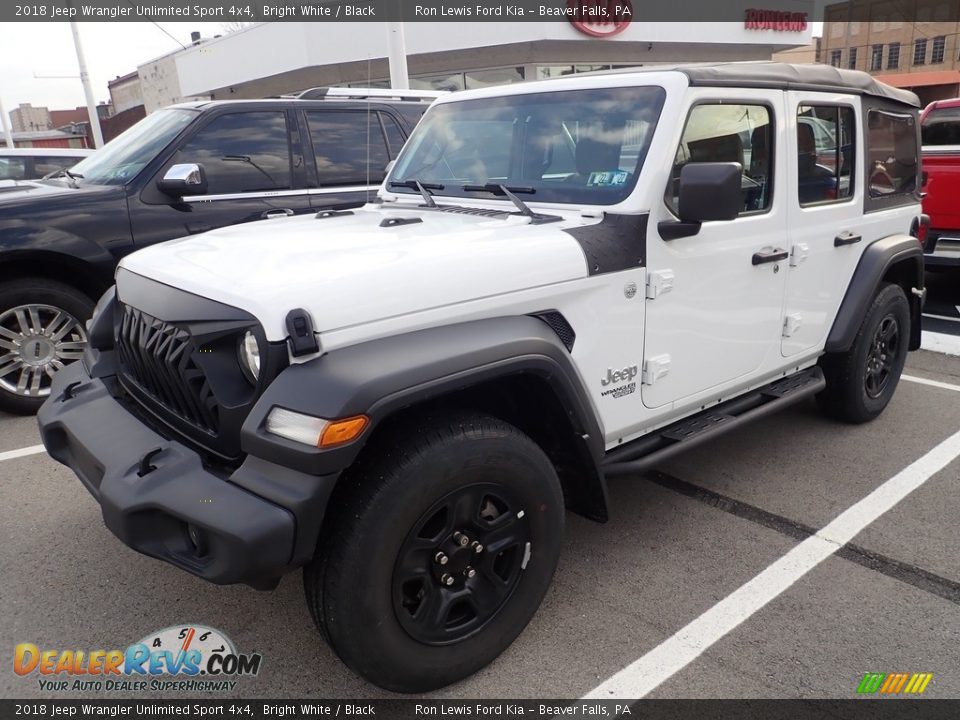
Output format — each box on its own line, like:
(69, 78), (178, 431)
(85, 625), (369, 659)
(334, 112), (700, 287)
(587, 170), (629, 187)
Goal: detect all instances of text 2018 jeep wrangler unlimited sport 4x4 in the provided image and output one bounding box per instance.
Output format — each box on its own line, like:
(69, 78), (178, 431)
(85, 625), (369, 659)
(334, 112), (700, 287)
(39, 64), (926, 693)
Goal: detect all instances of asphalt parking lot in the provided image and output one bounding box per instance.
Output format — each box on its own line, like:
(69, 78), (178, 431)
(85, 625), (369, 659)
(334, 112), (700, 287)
(3, 301), (960, 701)
(923, 269), (960, 346)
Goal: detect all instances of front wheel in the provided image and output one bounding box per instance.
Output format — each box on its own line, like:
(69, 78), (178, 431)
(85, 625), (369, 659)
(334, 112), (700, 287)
(817, 282), (910, 424)
(304, 412), (565, 692)
(0, 278), (94, 415)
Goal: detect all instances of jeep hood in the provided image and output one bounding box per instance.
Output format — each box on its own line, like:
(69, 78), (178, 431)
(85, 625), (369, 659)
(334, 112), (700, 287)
(118, 206), (592, 342)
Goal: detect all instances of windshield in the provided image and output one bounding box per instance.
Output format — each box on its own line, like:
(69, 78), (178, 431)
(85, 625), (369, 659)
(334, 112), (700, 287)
(389, 86), (666, 205)
(70, 108), (197, 185)
(922, 106), (960, 146)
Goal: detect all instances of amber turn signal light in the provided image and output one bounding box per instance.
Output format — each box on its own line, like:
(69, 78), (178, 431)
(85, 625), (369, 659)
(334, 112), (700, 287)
(318, 415), (369, 448)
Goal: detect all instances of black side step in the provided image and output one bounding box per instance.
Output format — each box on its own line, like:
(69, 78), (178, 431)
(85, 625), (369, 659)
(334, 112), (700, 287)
(602, 367), (825, 478)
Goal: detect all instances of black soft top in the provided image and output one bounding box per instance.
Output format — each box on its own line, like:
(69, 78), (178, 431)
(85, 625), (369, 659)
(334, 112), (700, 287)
(680, 63), (920, 108)
(592, 62), (919, 108)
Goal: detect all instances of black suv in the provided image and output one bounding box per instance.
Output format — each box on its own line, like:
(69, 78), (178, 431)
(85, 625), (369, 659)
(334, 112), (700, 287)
(0, 88), (438, 414)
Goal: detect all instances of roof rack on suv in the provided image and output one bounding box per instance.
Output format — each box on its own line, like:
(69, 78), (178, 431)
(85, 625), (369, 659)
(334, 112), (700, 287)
(287, 87), (447, 102)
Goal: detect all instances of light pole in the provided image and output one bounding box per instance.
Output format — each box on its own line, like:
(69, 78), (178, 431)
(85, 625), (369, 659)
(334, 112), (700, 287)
(0, 96), (14, 148)
(386, 22), (410, 90)
(70, 21), (104, 148)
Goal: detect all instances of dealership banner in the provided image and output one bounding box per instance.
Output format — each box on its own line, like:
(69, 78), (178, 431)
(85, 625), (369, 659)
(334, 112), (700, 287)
(5, 0), (960, 23)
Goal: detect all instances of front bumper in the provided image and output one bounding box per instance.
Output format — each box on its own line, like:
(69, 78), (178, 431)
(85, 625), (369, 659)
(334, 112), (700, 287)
(38, 362), (339, 589)
(925, 234), (960, 267)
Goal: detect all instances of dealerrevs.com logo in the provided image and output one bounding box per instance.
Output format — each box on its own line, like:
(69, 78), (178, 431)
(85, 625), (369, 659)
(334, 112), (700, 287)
(14, 625), (262, 693)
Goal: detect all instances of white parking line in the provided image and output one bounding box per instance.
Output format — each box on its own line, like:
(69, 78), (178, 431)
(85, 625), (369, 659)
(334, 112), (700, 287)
(921, 330), (960, 357)
(583, 427), (960, 700)
(0, 444), (46, 463)
(923, 312), (960, 324)
(902, 374), (960, 393)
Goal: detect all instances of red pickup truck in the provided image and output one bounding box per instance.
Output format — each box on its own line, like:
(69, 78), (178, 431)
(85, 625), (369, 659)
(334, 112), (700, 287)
(921, 98), (960, 267)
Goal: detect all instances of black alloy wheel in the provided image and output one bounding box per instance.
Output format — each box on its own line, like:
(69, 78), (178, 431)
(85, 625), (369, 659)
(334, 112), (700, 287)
(864, 314), (900, 399)
(393, 482), (530, 645)
(303, 412), (564, 693)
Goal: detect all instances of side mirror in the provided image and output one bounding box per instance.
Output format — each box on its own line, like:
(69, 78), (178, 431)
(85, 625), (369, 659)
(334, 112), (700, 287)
(384, 160), (396, 175)
(678, 162), (742, 223)
(157, 163), (207, 198)
(660, 162), (742, 240)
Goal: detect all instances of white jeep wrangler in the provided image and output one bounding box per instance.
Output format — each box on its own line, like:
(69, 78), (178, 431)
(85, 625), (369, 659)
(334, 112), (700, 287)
(39, 63), (926, 693)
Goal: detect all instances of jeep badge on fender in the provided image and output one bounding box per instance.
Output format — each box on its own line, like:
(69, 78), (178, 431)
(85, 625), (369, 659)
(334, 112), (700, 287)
(39, 63), (925, 693)
(602, 365), (639, 386)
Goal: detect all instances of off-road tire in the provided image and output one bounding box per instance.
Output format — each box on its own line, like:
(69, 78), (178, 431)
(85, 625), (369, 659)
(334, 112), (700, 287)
(817, 282), (910, 424)
(303, 412), (564, 692)
(0, 278), (94, 416)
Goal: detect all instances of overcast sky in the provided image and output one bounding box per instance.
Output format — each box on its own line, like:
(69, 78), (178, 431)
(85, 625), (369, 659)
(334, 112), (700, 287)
(0, 22), (226, 114)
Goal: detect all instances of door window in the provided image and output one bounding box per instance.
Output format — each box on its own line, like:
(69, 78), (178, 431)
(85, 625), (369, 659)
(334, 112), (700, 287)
(33, 157), (83, 178)
(307, 111), (391, 186)
(797, 105), (856, 206)
(0, 157), (27, 180)
(866, 110), (918, 197)
(667, 103), (773, 216)
(172, 111), (292, 194)
(380, 113), (408, 156)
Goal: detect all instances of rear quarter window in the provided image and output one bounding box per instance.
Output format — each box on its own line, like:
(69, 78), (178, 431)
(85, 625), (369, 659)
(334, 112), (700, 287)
(866, 109), (918, 198)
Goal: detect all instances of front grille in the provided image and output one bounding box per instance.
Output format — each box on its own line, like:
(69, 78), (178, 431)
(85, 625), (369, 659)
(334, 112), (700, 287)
(116, 306), (219, 435)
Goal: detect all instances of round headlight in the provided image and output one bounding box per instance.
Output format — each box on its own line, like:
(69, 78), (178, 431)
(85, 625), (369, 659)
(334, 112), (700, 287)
(238, 331), (261, 384)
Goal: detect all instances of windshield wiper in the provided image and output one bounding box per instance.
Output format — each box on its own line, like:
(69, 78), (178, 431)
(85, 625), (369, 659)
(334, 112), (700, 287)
(43, 168), (84, 188)
(462, 183), (537, 219)
(387, 179), (443, 208)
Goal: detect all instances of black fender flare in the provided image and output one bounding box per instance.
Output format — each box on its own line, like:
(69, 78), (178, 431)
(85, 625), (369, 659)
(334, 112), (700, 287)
(241, 316), (608, 517)
(825, 235), (924, 354)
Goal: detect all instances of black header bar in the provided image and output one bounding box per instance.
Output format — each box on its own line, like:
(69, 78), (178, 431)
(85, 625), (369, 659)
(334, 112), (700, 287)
(5, 0), (960, 23)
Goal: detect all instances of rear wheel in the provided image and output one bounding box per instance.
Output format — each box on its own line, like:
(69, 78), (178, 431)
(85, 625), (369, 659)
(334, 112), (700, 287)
(304, 412), (564, 692)
(817, 282), (910, 424)
(0, 278), (93, 415)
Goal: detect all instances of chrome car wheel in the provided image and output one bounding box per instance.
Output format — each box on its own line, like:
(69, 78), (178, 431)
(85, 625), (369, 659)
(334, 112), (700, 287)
(0, 304), (87, 398)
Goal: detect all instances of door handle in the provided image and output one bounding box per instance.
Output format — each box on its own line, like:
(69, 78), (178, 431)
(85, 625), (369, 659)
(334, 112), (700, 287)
(752, 248), (789, 265)
(834, 231), (862, 247)
(261, 208), (295, 219)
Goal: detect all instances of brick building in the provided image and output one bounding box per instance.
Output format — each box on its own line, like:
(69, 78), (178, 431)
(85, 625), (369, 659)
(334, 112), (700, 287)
(822, 2), (960, 105)
(9, 103), (52, 133)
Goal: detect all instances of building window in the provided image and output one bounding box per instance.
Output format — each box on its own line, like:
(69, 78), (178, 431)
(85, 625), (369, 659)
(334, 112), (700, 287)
(932, 36), (946, 64)
(887, 42), (900, 69)
(870, 45), (883, 70)
(464, 67), (524, 89)
(829, 49), (842, 67)
(914, 38), (927, 65)
(848, 47), (858, 69)
(410, 73), (465, 92)
(536, 65), (615, 80)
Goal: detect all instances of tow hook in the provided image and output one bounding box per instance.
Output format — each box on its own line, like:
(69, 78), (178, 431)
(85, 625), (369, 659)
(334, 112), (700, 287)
(62, 381), (82, 401)
(137, 447), (163, 477)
